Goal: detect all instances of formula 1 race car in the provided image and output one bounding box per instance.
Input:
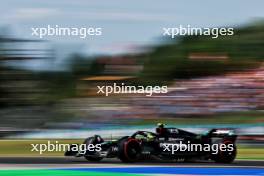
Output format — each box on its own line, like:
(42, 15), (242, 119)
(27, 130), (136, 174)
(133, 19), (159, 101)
(65, 124), (237, 163)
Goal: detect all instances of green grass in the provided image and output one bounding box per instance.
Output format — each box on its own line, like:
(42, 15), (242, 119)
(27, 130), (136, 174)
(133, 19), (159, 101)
(237, 146), (264, 160)
(0, 139), (82, 156)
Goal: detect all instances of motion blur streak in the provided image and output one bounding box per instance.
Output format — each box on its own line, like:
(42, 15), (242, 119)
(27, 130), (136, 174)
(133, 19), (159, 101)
(0, 2), (263, 160)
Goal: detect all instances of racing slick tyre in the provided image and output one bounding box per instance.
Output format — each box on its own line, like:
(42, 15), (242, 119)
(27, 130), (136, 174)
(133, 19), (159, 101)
(118, 138), (142, 163)
(212, 140), (237, 163)
(84, 136), (103, 162)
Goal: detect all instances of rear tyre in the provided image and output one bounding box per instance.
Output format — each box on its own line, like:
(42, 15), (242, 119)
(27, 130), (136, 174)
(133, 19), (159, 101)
(212, 140), (237, 163)
(118, 138), (142, 163)
(84, 136), (103, 162)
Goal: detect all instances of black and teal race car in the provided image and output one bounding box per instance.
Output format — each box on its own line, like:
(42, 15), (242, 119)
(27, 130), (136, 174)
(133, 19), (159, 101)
(65, 125), (237, 163)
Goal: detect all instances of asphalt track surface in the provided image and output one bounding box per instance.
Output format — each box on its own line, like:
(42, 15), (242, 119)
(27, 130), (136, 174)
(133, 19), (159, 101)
(0, 157), (263, 166)
(0, 157), (263, 175)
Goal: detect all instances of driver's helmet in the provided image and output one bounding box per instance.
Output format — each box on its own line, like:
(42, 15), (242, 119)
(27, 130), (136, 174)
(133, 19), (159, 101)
(156, 123), (165, 135)
(157, 123), (165, 128)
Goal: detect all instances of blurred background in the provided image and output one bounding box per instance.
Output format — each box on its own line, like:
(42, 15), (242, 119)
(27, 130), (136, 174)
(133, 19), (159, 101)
(0, 0), (263, 160)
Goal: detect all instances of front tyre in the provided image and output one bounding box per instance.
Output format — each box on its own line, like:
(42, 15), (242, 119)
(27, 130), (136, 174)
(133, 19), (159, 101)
(84, 136), (103, 162)
(84, 155), (103, 162)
